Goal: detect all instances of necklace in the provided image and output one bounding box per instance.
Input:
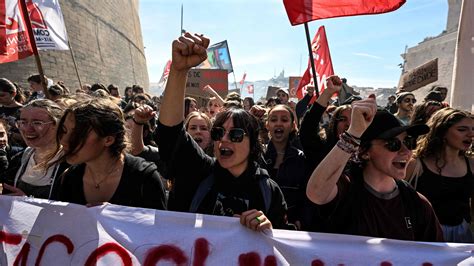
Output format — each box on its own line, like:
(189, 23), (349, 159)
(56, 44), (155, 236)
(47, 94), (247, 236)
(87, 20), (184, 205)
(86, 163), (121, 190)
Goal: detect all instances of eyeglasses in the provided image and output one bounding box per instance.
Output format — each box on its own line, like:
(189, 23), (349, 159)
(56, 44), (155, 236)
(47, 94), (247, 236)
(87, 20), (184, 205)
(335, 116), (349, 122)
(211, 127), (247, 143)
(277, 93), (287, 97)
(16, 120), (54, 131)
(403, 98), (417, 104)
(382, 136), (417, 152)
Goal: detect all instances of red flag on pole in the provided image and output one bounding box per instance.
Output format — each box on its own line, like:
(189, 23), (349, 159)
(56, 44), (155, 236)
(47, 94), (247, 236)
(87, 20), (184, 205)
(296, 26), (333, 99)
(283, 0), (406, 26)
(0, 0), (34, 63)
(239, 73), (246, 85)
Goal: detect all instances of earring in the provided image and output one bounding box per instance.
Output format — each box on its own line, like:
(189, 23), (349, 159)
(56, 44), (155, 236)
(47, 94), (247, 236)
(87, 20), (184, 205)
(361, 154), (370, 160)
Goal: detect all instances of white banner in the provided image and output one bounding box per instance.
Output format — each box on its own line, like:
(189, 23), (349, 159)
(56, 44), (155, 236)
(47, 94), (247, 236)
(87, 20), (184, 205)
(25, 0), (69, 50)
(0, 196), (473, 265)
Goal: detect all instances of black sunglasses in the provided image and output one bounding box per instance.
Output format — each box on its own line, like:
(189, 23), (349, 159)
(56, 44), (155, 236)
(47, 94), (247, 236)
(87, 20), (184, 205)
(211, 127), (246, 143)
(384, 136), (417, 152)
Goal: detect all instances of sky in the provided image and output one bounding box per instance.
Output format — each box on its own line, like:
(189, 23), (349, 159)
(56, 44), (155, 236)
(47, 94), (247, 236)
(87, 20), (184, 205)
(139, 0), (448, 90)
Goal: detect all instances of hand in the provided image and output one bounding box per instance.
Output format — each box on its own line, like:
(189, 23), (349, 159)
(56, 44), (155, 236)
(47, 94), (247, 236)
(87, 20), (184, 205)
(171, 32), (210, 72)
(86, 202), (108, 208)
(325, 75), (343, 95)
(239, 209), (272, 232)
(2, 183), (26, 196)
(134, 105), (156, 124)
(249, 105), (266, 119)
(347, 94), (377, 138)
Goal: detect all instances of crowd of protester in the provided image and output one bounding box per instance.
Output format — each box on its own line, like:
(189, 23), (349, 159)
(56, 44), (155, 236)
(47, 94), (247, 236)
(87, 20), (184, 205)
(0, 33), (473, 242)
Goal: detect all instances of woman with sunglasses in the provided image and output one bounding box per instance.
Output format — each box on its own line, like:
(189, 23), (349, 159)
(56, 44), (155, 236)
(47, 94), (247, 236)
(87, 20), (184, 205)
(407, 108), (474, 242)
(156, 33), (288, 231)
(1, 100), (68, 199)
(306, 97), (444, 241)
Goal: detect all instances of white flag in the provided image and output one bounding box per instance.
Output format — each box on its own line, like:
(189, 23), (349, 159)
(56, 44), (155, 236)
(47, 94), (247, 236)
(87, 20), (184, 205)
(26, 0), (69, 50)
(450, 0), (474, 112)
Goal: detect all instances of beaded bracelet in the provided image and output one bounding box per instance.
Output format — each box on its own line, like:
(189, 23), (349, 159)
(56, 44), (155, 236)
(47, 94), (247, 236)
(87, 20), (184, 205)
(336, 138), (360, 154)
(132, 117), (147, 126)
(340, 131), (361, 146)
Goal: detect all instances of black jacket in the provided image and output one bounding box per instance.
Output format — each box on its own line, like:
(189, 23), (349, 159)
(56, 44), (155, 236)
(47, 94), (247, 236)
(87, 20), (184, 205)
(157, 121), (289, 229)
(262, 141), (310, 225)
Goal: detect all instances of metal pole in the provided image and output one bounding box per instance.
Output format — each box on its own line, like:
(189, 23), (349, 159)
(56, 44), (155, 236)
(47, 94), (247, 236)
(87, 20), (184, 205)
(304, 22), (320, 98)
(19, 0), (51, 99)
(67, 39), (83, 89)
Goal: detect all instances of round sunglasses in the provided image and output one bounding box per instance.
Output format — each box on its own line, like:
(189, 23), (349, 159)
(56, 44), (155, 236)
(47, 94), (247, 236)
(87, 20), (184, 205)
(211, 127), (247, 143)
(381, 136), (417, 152)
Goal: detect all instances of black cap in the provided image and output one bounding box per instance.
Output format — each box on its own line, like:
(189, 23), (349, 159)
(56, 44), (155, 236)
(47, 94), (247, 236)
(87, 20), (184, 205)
(360, 110), (429, 143)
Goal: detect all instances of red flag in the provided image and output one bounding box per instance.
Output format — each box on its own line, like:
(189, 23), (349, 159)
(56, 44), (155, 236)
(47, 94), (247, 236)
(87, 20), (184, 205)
(239, 73), (246, 85)
(283, 0), (406, 26)
(246, 84), (254, 94)
(296, 26), (334, 99)
(0, 0), (34, 63)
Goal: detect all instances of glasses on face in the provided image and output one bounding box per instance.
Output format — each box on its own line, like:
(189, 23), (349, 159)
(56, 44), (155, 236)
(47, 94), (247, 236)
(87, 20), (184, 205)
(277, 93), (287, 97)
(403, 98), (417, 104)
(211, 127), (247, 143)
(16, 120), (54, 131)
(382, 136), (417, 152)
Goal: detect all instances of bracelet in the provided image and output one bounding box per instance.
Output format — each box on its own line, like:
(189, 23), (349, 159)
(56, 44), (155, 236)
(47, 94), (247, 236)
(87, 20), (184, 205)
(340, 131), (361, 146)
(336, 139), (359, 154)
(132, 117), (147, 126)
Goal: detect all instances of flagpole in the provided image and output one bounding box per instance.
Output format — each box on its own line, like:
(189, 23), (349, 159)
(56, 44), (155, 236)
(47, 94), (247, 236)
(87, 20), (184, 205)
(19, 0), (51, 99)
(232, 72), (238, 91)
(180, 4), (184, 35)
(304, 22), (320, 98)
(67, 40), (83, 89)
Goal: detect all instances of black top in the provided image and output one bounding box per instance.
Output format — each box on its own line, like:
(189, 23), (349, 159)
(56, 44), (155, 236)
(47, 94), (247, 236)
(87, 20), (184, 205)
(415, 157), (473, 226)
(157, 121), (288, 228)
(299, 102), (336, 171)
(317, 170), (444, 242)
(59, 154), (167, 210)
(262, 141), (310, 225)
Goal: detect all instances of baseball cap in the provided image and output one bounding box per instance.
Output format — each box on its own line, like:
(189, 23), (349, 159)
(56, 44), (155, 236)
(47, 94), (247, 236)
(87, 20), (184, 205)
(395, 92), (415, 103)
(360, 110), (429, 143)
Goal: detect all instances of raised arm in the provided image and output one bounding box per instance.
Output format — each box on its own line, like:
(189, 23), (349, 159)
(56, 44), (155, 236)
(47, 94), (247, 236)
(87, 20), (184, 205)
(306, 96), (377, 205)
(159, 33), (210, 126)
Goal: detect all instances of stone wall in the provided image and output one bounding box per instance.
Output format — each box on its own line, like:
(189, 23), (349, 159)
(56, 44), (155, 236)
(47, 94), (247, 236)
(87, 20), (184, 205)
(0, 0), (148, 93)
(399, 0), (461, 101)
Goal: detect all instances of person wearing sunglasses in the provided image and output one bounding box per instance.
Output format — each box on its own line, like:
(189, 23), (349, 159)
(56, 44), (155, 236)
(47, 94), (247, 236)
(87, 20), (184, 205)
(1, 100), (69, 199)
(156, 32), (288, 231)
(395, 92), (417, 126)
(306, 97), (444, 242)
(407, 108), (474, 242)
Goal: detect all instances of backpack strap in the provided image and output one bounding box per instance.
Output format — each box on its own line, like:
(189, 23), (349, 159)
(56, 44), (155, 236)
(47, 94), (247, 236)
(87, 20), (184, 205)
(189, 173), (215, 213)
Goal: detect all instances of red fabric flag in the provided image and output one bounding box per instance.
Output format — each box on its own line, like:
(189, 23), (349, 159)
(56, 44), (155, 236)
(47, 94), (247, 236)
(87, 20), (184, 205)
(246, 84), (254, 94)
(296, 26), (334, 99)
(239, 73), (246, 85)
(283, 0), (406, 26)
(0, 0), (34, 63)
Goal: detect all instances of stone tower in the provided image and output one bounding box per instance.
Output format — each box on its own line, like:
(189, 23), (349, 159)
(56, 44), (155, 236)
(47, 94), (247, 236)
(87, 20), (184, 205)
(0, 0), (149, 92)
(399, 0), (461, 101)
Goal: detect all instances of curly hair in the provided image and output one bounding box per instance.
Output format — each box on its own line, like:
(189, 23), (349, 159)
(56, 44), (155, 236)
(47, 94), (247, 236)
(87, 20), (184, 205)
(415, 108), (473, 161)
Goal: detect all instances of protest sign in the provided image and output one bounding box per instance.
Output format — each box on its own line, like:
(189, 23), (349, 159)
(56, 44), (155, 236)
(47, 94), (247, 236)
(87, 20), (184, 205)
(399, 58), (438, 92)
(1, 196), (473, 265)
